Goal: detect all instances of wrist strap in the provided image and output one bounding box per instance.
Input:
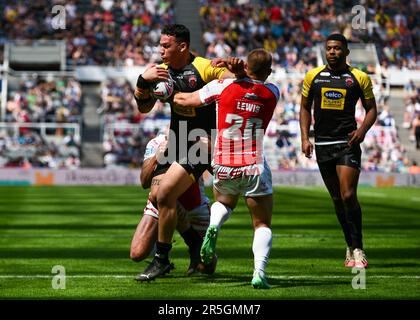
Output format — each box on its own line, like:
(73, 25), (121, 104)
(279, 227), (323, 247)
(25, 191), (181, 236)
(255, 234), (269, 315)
(137, 74), (151, 89)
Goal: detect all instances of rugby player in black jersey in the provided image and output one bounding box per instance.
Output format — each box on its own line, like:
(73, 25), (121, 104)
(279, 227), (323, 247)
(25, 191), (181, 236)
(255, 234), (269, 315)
(133, 24), (233, 280)
(300, 34), (377, 268)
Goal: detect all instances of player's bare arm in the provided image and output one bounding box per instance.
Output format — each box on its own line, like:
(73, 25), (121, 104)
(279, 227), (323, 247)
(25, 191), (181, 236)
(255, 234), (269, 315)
(212, 57), (245, 79)
(134, 64), (169, 113)
(300, 95), (314, 158)
(348, 98), (378, 146)
(140, 139), (168, 188)
(173, 91), (203, 108)
(140, 158), (157, 189)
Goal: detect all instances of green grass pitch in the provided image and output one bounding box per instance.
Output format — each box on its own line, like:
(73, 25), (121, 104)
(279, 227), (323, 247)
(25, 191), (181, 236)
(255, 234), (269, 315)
(0, 186), (419, 299)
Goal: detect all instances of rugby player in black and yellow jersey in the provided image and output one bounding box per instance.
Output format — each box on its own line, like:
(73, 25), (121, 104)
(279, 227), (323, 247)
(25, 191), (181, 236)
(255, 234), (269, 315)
(300, 34), (377, 268)
(133, 24), (234, 281)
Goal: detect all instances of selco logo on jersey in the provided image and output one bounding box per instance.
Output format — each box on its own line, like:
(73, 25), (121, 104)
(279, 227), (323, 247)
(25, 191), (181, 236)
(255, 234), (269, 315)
(324, 90), (344, 99)
(321, 87), (347, 110)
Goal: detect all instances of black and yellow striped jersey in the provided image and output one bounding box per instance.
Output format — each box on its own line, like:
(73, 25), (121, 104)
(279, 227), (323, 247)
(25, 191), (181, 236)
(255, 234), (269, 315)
(302, 65), (375, 142)
(160, 54), (226, 138)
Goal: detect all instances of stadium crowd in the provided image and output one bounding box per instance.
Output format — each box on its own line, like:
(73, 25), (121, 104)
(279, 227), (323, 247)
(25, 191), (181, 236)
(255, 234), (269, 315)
(1, 75), (82, 169)
(0, 0), (418, 171)
(1, 0), (174, 66)
(200, 0), (420, 72)
(0, 128), (80, 169)
(6, 77), (82, 124)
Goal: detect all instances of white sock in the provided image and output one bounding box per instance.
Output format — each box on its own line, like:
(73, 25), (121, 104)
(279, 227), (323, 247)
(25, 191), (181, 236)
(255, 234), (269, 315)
(209, 201), (232, 229)
(252, 227), (272, 277)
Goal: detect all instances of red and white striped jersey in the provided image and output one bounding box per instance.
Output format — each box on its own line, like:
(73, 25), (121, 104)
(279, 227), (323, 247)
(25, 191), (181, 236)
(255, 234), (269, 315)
(199, 78), (279, 167)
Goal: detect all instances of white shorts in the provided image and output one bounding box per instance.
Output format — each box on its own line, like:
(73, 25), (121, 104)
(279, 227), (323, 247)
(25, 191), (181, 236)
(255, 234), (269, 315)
(143, 199), (210, 237)
(212, 160), (272, 197)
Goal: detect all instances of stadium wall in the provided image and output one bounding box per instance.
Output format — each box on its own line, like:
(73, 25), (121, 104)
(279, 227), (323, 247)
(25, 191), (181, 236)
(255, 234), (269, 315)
(1, 169), (419, 187)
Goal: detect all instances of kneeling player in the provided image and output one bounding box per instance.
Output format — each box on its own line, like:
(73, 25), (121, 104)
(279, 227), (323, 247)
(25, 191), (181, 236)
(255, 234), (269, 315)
(130, 133), (216, 279)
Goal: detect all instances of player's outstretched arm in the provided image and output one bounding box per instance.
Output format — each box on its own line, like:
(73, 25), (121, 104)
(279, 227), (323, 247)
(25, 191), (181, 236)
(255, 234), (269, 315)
(300, 95), (314, 158)
(348, 98), (378, 146)
(134, 64), (169, 113)
(173, 91), (203, 108)
(211, 57), (245, 79)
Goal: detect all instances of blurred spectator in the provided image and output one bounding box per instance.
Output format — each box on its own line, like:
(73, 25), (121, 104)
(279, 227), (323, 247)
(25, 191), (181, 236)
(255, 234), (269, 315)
(6, 76), (82, 124)
(200, 1), (420, 72)
(1, 0), (175, 66)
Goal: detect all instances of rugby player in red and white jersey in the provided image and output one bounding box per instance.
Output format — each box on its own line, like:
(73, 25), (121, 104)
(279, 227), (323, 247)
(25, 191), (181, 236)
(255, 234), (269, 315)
(130, 132), (216, 279)
(173, 49), (279, 289)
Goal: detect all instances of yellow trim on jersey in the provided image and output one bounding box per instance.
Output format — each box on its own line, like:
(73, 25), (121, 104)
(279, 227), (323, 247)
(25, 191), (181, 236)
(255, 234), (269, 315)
(189, 173), (196, 182)
(349, 67), (375, 100)
(192, 57), (227, 83)
(301, 65), (326, 97)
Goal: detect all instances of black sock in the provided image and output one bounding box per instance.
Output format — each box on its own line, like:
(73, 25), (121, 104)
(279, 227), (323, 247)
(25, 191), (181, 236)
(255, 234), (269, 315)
(335, 208), (353, 248)
(346, 205), (363, 250)
(180, 226), (203, 261)
(155, 242), (172, 264)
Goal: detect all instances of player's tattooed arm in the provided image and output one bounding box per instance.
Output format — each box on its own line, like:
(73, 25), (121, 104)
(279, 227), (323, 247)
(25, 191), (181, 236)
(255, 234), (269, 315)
(140, 139), (168, 188)
(151, 179), (160, 186)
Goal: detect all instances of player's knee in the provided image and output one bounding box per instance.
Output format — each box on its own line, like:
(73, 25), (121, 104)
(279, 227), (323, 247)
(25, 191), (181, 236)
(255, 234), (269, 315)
(157, 189), (176, 209)
(341, 190), (356, 204)
(130, 246), (149, 262)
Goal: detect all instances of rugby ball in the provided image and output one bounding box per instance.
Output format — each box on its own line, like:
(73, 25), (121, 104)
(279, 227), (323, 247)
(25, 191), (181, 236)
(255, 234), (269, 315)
(151, 79), (175, 101)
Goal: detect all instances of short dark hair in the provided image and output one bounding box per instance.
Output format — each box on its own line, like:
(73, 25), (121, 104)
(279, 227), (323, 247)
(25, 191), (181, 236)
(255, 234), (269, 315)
(326, 33), (348, 48)
(247, 49), (272, 79)
(161, 24), (190, 46)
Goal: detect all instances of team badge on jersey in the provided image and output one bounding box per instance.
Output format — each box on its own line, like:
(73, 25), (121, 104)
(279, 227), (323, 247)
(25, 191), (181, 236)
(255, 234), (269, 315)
(345, 77), (354, 87)
(188, 76), (197, 88)
(321, 87), (347, 110)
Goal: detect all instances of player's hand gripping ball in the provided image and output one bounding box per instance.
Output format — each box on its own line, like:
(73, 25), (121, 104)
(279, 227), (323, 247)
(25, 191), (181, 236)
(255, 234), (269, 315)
(151, 78), (175, 101)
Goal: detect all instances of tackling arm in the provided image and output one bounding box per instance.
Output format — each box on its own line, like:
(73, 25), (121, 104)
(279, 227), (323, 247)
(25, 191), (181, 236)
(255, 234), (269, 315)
(173, 91), (203, 108)
(140, 157), (157, 189)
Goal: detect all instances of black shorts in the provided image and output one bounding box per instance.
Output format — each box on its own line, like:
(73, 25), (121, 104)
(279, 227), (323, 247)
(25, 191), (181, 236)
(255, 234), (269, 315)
(151, 137), (213, 181)
(152, 160), (212, 182)
(315, 142), (361, 178)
